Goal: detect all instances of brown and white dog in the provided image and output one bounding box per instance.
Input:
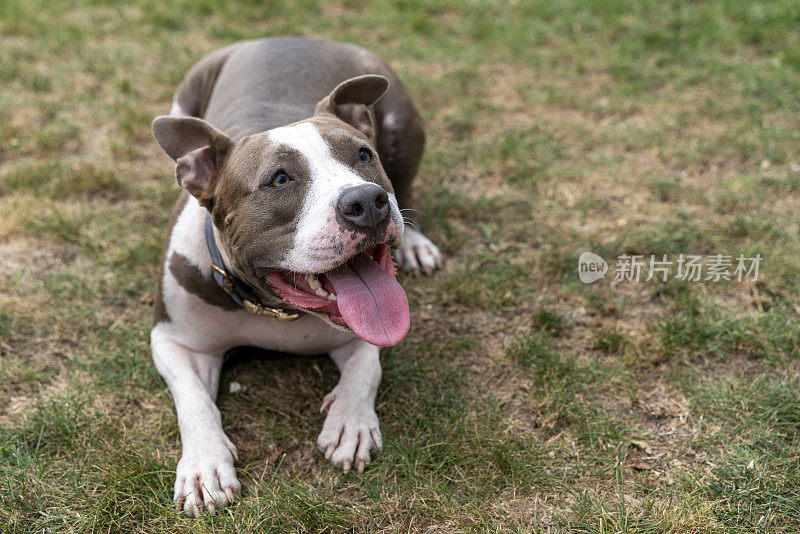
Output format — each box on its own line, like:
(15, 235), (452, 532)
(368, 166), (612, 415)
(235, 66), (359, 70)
(150, 37), (441, 516)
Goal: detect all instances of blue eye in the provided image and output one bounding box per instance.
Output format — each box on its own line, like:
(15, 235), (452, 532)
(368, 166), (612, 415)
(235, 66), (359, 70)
(271, 171), (291, 187)
(358, 148), (372, 163)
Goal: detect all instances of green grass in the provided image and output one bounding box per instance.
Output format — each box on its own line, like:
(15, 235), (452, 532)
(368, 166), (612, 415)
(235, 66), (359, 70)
(2, 0), (800, 531)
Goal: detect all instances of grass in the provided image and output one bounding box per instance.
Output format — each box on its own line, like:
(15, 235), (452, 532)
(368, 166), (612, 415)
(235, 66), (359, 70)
(1, 0), (800, 531)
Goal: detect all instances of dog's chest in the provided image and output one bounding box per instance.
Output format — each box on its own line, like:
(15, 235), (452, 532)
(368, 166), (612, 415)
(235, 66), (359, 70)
(162, 271), (355, 356)
(229, 312), (354, 355)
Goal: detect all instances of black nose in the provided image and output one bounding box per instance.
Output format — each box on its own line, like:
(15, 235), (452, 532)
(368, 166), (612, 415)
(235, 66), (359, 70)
(336, 184), (390, 231)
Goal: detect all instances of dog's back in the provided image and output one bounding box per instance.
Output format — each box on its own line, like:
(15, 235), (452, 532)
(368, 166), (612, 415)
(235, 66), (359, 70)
(173, 38), (398, 139)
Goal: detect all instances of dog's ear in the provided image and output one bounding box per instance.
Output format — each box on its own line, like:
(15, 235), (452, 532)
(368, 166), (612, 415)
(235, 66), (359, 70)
(315, 75), (389, 139)
(152, 116), (234, 207)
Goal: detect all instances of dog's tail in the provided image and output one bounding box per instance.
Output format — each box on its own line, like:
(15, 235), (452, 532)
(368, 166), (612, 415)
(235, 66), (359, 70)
(169, 41), (249, 118)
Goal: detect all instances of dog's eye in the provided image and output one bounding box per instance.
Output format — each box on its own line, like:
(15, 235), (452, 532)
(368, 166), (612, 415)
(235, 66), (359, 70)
(358, 147), (372, 163)
(269, 171), (292, 187)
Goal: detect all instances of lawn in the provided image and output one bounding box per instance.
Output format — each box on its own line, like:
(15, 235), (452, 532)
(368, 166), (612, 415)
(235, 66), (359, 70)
(2, 0), (800, 532)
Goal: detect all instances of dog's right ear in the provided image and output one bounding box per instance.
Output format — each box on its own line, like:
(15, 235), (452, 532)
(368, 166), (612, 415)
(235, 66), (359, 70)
(152, 116), (234, 207)
(314, 75), (389, 140)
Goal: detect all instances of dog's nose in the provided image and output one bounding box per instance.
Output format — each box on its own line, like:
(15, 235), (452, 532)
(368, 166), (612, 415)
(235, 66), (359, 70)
(336, 184), (390, 231)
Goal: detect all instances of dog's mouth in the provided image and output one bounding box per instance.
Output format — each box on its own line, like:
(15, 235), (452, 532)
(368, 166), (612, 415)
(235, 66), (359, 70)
(260, 243), (410, 347)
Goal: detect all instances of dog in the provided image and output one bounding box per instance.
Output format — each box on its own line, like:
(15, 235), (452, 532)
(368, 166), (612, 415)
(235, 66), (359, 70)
(150, 37), (441, 516)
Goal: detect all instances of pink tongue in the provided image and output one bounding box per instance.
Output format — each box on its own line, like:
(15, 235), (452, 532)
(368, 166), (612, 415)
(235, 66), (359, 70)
(325, 253), (410, 347)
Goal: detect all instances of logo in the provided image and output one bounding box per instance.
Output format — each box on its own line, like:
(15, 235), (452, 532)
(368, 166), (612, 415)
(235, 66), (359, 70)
(578, 252), (608, 284)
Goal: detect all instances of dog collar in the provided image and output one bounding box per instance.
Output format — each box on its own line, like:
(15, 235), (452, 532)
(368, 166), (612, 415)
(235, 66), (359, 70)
(204, 213), (301, 322)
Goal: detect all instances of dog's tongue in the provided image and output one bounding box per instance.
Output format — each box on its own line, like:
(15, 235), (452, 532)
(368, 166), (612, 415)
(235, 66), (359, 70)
(326, 253), (410, 347)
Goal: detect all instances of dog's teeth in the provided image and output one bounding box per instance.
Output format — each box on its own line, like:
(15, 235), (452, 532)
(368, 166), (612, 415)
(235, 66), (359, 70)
(305, 273), (322, 290)
(314, 287), (328, 298)
(328, 293), (337, 301)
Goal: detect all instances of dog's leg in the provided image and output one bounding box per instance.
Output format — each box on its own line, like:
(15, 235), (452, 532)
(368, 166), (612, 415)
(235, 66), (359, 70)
(375, 82), (442, 275)
(316, 339), (383, 473)
(151, 331), (241, 516)
(394, 226), (442, 275)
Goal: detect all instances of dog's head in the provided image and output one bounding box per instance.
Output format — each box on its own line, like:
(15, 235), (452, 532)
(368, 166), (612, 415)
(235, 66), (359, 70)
(152, 75), (409, 347)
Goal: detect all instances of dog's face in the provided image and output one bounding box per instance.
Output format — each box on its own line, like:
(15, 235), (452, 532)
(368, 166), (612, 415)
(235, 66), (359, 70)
(153, 75), (410, 347)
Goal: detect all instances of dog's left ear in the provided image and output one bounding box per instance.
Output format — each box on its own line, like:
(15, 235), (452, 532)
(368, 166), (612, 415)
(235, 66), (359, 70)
(315, 75), (389, 140)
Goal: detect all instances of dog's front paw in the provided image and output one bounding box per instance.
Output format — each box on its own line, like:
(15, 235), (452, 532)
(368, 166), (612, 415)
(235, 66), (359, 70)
(317, 391), (382, 473)
(174, 436), (241, 517)
(395, 226), (442, 275)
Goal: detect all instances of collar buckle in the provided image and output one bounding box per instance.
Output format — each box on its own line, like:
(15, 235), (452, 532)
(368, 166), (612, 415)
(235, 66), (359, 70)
(210, 263), (235, 296)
